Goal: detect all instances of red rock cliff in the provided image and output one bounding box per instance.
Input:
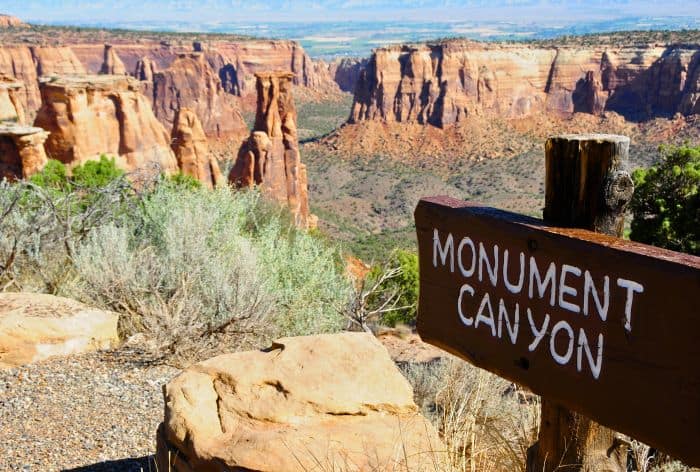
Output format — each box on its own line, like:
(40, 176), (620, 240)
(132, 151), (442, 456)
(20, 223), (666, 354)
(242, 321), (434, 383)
(34, 75), (178, 174)
(229, 72), (311, 228)
(151, 52), (247, 141)
(350, 41), (700, 127)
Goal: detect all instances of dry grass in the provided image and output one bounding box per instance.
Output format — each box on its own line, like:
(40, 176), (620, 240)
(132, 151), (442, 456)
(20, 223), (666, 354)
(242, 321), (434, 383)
(402, 358), (540, 472)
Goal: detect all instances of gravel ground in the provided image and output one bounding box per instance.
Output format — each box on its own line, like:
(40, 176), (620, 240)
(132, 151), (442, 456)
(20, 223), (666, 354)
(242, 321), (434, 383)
(0, 349), (179, 471)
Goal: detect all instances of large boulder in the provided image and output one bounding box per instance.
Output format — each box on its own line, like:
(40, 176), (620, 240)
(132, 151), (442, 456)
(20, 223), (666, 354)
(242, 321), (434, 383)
(157, 332), (446, 471)
(0, 292), (119, 369)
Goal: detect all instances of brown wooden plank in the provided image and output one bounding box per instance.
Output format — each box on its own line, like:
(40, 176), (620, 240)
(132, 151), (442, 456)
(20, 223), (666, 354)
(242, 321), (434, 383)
(415, 195), (700, 466)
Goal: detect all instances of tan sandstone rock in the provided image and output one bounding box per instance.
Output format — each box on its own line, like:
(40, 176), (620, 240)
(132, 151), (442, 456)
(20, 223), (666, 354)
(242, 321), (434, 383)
(0, 292), (119, 369)
(229, 71), (311, 228)
(99, 44), (127, 75)
(171, 108), (223, 189)
(0, 122), (49, 180)
(156, 332), (445, 472)
(34, 74), (178, 174)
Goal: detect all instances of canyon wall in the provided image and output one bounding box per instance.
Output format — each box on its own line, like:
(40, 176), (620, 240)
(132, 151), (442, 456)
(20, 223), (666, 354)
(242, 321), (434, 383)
(34, 75), (178, 174)
(150, 52), (248, 141)
(350, 41), (700, 127)
(0, 38), (339, 141)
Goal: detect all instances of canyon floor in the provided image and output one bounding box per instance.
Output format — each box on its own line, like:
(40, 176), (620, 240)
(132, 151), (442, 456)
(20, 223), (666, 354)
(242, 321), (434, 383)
(302, 100), (700, 260)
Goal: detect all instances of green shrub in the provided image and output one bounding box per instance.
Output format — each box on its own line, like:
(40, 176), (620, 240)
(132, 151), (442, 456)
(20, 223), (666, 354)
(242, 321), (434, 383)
(1, 175), (351, 362)
(71, 155), (124, 188)
(372, 249), (419, 327)
(167, 172), (202, 190)
(630, 145), (700, 255)
(29, 159), (70, 191)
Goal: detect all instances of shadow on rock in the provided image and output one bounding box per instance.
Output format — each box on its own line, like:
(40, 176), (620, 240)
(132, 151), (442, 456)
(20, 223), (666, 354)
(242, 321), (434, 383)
(62, 456), (154, 472)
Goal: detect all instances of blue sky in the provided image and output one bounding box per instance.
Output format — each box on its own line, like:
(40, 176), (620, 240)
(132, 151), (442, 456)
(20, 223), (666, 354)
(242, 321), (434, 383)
(4, 0), (700, 23)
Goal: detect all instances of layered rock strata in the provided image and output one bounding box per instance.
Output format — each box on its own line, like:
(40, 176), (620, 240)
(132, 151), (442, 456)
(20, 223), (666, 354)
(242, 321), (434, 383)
(34, 75), (178, 173)
(229, 71), (311, 228)
(350, 41), (700, 127)
(0, 122), (49, 180)
(170, 108), (223, 189)
(156, 333), (445, 471)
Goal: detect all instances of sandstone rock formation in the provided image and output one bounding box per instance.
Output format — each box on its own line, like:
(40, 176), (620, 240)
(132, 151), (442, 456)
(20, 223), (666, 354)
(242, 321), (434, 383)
(329, 57), (368, 93)
(134, 56), (157, 82)
(350, 41), (700, 127)
(171, 108), (223, 188)
(229, 72), (311, 228)
(0, 46), (86, 120)
(0, 123), (49, 180)
(0, 76), (25, 122)
(151, 52), (248, 140)
(0, 36), (340, 134)
(0, 14), (26, 29)
(34, 75), (178, 173)
(156, 332), (445, 471)
(99, 44), (127, 75)
(32, 46), (87, 77)
(0, 292), (119, 369)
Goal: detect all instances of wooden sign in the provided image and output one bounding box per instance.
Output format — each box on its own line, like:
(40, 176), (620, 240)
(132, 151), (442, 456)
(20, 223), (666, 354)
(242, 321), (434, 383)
(415, 196), (700, 466)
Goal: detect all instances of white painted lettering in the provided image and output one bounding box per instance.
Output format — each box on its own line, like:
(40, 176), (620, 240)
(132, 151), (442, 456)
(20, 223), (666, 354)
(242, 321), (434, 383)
(498, 299), (520, 345)
(527, 308), (550, 352)
(583, 271), (609, 322)
(558, 264), (582, 313)
(617, 278), (645, 332)
(529, 257), (557, 306)
(433, 229), (454, 272)
(550, 320), (575, 365)
(577, 329), (604, 380)
(478, 243), (499, 287)
(457, 237), (477, 278)
(457, 284), (475, 327)
(503, 250), (525, 295)
(475, 292), (497, 337)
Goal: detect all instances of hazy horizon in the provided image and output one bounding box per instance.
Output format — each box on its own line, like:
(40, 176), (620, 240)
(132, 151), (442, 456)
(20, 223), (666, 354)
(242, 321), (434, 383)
(5, 0), (700, 24)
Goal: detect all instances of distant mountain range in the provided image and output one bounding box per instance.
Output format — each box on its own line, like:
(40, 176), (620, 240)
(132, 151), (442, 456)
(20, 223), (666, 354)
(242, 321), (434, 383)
(28, 17), (700, 59)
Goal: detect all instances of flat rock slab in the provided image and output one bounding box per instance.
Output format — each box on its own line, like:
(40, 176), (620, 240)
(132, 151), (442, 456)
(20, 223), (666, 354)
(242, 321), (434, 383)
(157, 332), (446, 472)
(0, 292), (119, 368)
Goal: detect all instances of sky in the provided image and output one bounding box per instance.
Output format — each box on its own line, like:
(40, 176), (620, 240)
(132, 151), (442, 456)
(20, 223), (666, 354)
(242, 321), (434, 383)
(4, 0), (700, 24)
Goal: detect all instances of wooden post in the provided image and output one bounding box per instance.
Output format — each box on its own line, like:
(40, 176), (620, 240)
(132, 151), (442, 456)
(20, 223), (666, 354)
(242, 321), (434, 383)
(526, 134), (634, 472)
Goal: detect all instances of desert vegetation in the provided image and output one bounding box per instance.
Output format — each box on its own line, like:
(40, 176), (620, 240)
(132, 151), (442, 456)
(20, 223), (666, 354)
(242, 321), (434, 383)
(630, 145), (700, 255)
(0, 158), (351, 363)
